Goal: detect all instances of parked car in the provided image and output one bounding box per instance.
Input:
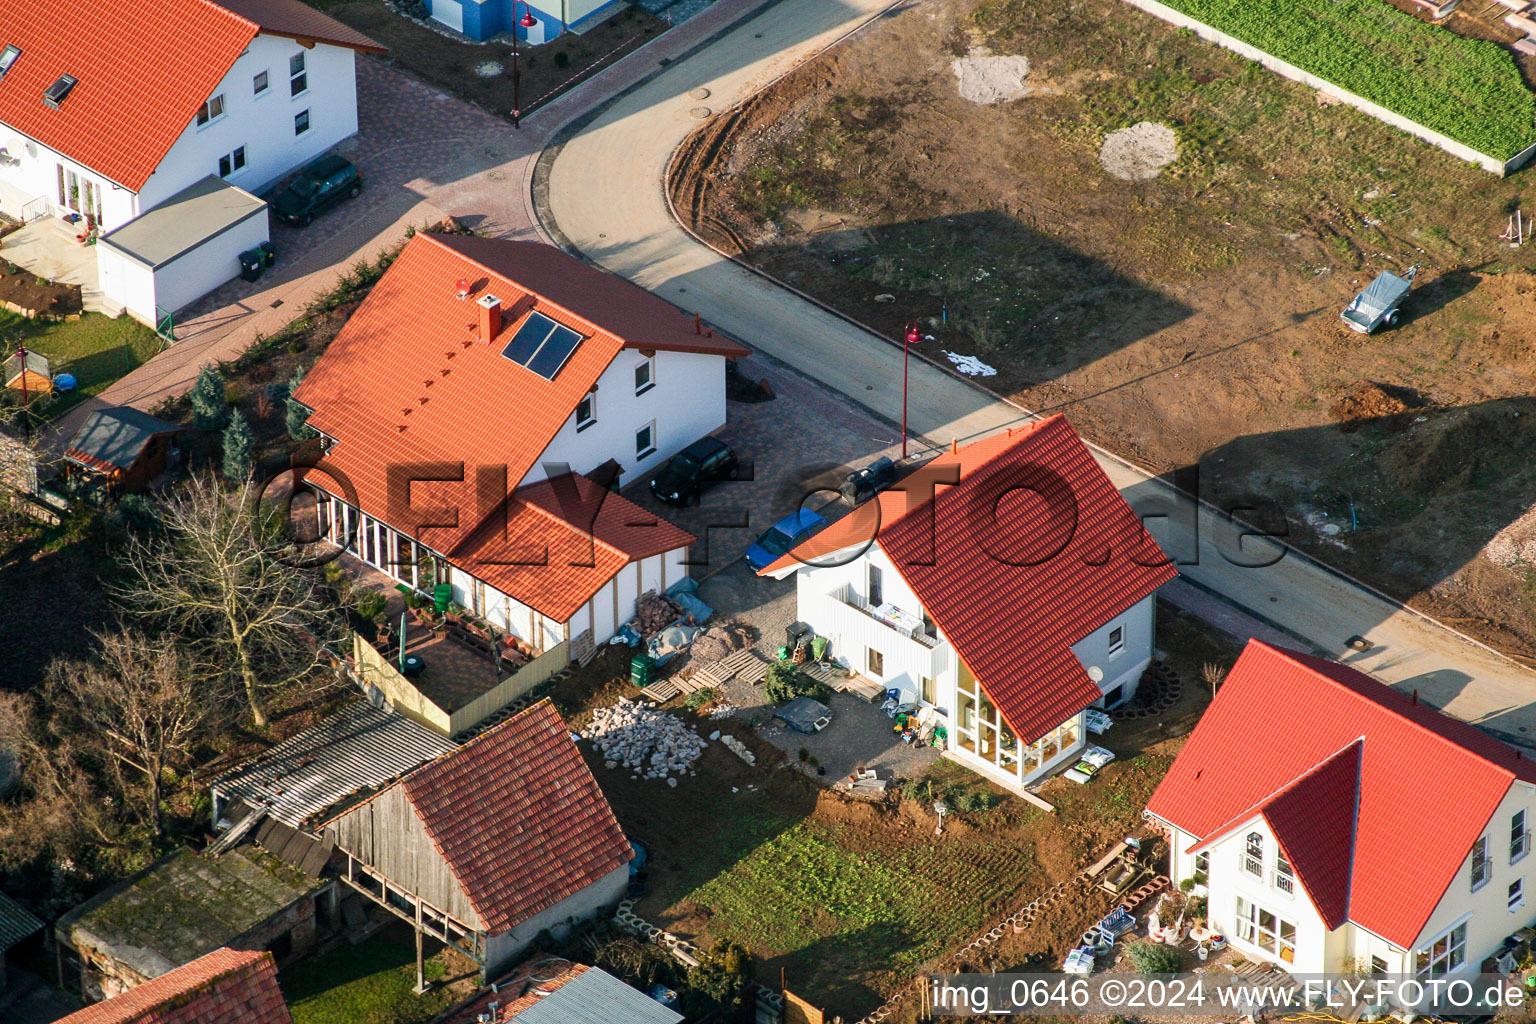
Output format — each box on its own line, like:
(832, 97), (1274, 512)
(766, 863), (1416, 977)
(744, 507), (827, 571)
(273, 155), (361, 227)
(649, 436), (740, 505)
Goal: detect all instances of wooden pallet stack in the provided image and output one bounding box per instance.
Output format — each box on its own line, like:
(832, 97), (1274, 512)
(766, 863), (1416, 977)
(640, 648), (771, 702)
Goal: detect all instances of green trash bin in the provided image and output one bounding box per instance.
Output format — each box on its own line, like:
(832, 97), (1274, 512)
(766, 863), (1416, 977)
(432, 583), (453, 613)
(630, 654), (656, 688)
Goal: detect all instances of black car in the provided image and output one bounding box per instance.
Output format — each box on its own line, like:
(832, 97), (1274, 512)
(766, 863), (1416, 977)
(650, 437), (740, 505)
(273, 155), (361, 226)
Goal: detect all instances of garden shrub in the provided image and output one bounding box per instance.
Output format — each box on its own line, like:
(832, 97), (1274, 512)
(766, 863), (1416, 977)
(1126, 940), (1183, 974)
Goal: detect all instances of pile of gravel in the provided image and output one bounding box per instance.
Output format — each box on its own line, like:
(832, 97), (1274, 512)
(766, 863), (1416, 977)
(581, 699), (708, 782)
(1099, 122), (1178, 180)
(951, 48), (1031, 105)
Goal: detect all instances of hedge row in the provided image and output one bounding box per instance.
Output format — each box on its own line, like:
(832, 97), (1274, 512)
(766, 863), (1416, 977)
(1154, 0), (1536, 159)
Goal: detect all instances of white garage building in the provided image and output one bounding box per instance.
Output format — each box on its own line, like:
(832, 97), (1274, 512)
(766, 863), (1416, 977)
(96, 178), (268, 327)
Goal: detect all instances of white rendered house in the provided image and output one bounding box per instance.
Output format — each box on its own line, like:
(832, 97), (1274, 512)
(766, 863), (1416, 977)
(759, 416), (1176, 794)
(1148, 640), (1536, 982)
(293, 232), (749, 659)
(0, 0), (381, 322)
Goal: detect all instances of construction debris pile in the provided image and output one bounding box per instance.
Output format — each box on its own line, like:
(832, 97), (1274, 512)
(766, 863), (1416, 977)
(689, 621), (754, 664)
(632, 593), (680, 635)
(581, 699), (708, 782)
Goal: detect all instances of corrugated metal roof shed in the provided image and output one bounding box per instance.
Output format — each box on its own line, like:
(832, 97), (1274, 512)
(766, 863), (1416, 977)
(0, 890), (42, 951)
(508, 966), (682, 1024)
(212, 700), (456, 829)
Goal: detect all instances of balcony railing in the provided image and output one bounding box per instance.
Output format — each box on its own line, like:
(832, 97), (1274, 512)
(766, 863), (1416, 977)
(1273, 870), (1296, 897)
(831, 583), (939, 649)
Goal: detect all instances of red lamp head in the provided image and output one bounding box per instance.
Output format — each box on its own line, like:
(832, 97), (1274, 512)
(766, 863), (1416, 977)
(519, 7), (538, 28)
(455, 278), (470, 300)
(904, 322), (921, 345)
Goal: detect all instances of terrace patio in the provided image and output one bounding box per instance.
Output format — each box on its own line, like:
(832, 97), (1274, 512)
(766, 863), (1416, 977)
(342, 556), (570, 738)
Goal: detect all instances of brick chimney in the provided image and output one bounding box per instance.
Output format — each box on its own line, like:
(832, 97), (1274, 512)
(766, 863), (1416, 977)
(477, 293), (503, 345)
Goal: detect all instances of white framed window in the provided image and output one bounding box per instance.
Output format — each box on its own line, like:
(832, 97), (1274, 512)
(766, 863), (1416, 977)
(1107, 623), (1125, 657)
(575, 393), (596, 431)
(195, 94), (226, 127)
(1415, 921), (1467, 978)
(289, 51), (307, 96)
(1514, 810), (1530, 864)
(1244, 832), (1264, 878)
(1511, 878), (1526, 913)
(0, 45), (20, 79)
(634, 357), (654, 395)
(1274, 848), (1295, 897)
(1472, 835), (1491, 892)
(217, 146), (247, 178)
(1194, 851), (1209, 878)
(635, 421), (655, 459)
(1370, 956), (1388, 976)
(867, 648), (884, 677)
(868, 563), (883, 607)
(920, 675), (935, 704)
(1235, 897), (1296, 964)
(253, 70), (269, 96)
(294, 109), (311, 136)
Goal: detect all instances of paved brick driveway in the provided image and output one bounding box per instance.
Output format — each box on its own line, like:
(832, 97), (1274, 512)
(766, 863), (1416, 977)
(621, 352), (907, 574)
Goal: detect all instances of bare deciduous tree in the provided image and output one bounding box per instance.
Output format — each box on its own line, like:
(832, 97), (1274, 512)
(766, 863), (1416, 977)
(0, 692), (127, 867)
(46, 630), (226, 838)
(113, 474), (343, 728)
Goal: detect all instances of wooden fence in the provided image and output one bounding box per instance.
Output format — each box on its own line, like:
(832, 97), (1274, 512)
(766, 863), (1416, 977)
(351, 634), (569, 736)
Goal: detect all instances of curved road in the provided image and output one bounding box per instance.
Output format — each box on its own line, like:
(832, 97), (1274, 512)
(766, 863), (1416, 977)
(539, 0), (1536, 740)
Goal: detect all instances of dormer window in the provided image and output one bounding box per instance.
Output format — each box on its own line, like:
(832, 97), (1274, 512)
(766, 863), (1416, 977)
(42, 74), (77, 110)
(0, 46), (21, 79)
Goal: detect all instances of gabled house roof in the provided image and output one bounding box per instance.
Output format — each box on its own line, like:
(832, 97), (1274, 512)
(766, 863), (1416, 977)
(0, 0), (380, 193)
(64, 407), (183, 476)
(371, 700), (631, 935)
(293, 233), (719, 618)
(764, 415), (1175, 743)
(1147, 640), (1536, 949)
(54, 948), (291, 1024)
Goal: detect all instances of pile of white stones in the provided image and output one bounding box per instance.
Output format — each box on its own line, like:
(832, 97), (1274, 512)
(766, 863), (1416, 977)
(581, 699), (708, 782)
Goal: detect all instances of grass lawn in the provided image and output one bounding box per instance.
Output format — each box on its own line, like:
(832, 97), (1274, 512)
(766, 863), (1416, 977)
(280, 931), (472, 1024)
(1, 310), (162, 416)
(1143, 0), (1536, 158)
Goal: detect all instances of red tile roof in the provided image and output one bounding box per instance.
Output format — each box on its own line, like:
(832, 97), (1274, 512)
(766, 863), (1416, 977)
(401, 701), (632, 935)
(0, 0), (379, 193)
(766, 415), (1175, 742)
(212, 0), (385, 53)
(294, 232), (717, 618)
(449, 472), (694, 622)
(55, 948), (291, 1024)
(1147, 641), (1536, 949)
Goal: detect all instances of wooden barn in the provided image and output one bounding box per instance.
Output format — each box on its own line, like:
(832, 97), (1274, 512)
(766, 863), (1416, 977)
(2, 349), (50, 396)
(63, 406), (182, 493)
(319, 701), (632, 985)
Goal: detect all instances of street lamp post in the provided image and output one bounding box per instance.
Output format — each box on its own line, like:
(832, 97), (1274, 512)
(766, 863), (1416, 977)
(902, 320), (922, 459)
(511, 3), (538, 128)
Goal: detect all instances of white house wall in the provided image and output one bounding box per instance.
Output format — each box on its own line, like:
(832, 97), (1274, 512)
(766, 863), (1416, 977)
(530, 350), (728, 488)
(481, 863), (627, 975)
(1069, 594), (1155, 707)
(94, 248), (156, 322)
(138, 34), (360, 209)
(1174, 817), (1334, 974)
(1409, 782), (1536, 975)
(0, 128), (138, 228)
(792, 540), (941, 700)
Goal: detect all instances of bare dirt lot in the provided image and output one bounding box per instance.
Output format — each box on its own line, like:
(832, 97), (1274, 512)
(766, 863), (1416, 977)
(670, 0), (1536, 661)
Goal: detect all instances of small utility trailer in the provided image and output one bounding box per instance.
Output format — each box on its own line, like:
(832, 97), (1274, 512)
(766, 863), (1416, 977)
(1341, 266), (1418, 334)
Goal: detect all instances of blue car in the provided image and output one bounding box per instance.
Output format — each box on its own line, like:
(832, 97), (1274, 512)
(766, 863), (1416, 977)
(745, 507), (828, 571)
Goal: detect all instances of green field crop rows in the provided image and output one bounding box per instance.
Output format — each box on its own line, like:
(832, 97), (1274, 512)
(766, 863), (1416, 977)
(1151, 0), (1536, 158)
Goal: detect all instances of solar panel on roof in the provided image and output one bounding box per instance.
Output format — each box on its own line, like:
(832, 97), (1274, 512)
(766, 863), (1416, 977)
(501, 313), (554, 365)
(526, 324), (583, 379)
(500, 311), (585, 380)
